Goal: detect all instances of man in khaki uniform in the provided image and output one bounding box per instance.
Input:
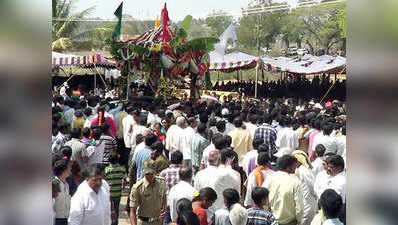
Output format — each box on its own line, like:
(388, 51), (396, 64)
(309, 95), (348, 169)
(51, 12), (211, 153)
(129, 160), (167, 225)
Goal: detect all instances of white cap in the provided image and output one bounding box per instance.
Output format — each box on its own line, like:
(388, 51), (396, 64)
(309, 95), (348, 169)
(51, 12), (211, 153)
(221, 108), (230, 116)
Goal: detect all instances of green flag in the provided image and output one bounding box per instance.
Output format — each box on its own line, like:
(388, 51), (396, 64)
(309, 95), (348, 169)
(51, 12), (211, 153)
(112, 2), (123, 40)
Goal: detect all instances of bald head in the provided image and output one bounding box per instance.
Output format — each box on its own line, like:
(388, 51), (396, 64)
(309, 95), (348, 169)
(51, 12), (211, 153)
(208, 149), (220, 166)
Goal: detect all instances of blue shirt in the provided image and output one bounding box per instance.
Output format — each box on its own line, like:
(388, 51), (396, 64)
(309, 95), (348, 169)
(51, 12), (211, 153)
(247, 206), (279, 225)
(134, 148), (152, 180)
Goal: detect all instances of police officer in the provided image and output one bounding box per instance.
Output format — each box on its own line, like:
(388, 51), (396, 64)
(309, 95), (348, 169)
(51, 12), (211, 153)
(129, 160), (167, 225)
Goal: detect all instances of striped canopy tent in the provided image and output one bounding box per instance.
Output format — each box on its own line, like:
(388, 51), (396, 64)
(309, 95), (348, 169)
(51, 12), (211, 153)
(209, 50), (259, 72)
(52, 52), (116, 68)
(261, 54), (346, 75)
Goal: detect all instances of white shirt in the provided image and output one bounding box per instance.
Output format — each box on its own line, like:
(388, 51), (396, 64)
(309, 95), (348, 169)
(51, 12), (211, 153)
(130, 125), (150, 149)
(201, 144), (215, 167)
(314, 170), (330, 201)
(85, 140), (105, 166)
(312, 157), (324, 177)
(184, 126), (197, 160)
(68, 180), (111, 225)
(122, 115), (136, 148)
(244, 169), (274, 207)
(336, 135), (346, 156)
(244, 122), (258, 140)
(311, 133), (325, 152)
(318, 135), (340, 155)
(194, 165), (218, 191)
(147, 112), (161, 128)
(326, 171), (346, 203)
(168, 180), (197, 222)
(241, 149), (258, 177)
(210, 165), (241, 214)
(295, 165), (317, 225)
(165, 125), (190, 159)
(276, 127), (299, 150)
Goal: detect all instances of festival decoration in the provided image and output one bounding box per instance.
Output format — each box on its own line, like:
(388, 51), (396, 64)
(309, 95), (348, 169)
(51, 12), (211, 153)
(107, 3), (219, 100)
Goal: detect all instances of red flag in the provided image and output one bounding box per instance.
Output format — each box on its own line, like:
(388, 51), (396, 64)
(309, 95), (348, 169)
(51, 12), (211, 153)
(160, 3), (170, 42)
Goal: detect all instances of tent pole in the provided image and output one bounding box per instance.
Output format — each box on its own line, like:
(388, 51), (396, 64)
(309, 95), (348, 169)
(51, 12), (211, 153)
(94, 72), (97, 93)
(126, 73), (130, 100)
(217, 71), (220, 82)
(93, 64), (108, 90)
(255, 67), (258, 98)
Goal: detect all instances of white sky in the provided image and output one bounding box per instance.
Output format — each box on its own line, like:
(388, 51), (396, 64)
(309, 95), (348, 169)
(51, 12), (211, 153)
(71, 0), (297, 21)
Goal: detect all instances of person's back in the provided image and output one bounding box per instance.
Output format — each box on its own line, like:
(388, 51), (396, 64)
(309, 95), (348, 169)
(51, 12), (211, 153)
(228, 117), (253, 165)
(276, 118), (299, 150)
(247, 187), (278, 225)
(263, 155), (304, 225)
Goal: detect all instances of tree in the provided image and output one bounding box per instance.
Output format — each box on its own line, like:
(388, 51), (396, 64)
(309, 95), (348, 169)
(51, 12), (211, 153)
(205, 11), (233, 37)
(293, 2), (346, 54)
(52, 0), (112, 52)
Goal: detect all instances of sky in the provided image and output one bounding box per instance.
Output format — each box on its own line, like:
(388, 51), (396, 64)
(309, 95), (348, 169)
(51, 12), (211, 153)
(71, 0), (297, 21)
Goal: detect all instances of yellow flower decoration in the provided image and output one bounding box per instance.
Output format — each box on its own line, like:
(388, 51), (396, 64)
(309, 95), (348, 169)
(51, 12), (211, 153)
(194, 191), (200, 197)
(152, 44), (162, 52)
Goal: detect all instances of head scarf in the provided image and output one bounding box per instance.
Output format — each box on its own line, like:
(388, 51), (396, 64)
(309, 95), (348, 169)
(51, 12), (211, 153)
(292, 150), (313, 169)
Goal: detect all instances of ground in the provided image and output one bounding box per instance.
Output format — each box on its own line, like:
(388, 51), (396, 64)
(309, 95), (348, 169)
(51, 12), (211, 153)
(118, 195), (130, 225)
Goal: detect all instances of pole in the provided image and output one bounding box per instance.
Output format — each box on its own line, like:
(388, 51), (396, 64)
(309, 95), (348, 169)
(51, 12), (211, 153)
(255, 67), (258, 98)
(93, 64), (108, 90)
(126, 74), (130, 100)
(94, 71), (97, 93)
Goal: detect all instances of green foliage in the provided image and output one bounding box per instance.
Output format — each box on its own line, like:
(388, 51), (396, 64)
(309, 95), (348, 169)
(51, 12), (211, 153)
(176, 37), (219, 54)
(181, 15), (193, 31)
(205, 11), (233, 36)
(337, 8), (346, 37)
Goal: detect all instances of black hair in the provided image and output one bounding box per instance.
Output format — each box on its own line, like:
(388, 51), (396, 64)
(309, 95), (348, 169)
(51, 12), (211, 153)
(87, 96), (97, 107)
(136, 134), (144, 145)
(197, 123), (207, 134)
(252, 187), (269, 205)
(83, 107), (92, 117)
(196, 187), (218, 202)
(319, 189), (343, 219)
(223, 188), (240, 209)
(170, 150), (183, 165)
(252, 138), (263, 149)
(249, 114), (257, 124)
(83, 163), (104, 178)
(92, 127), (102, 140)
(176, 198), (193, 215)
(209, 118), (217, 127)
(220, 149), (233, 164)
(276, 155), (297, 171)
(315, 144), (326, 157)
(233, 117), (243, 128)
(214, 135), (226, 150)
(342, 126), (346, 135)
(151, 141), (164, 154)
(177, 211), (200, 225)
(61, 146), (72, 159)
(223, 135), (232, 147)
(70, 127), (81, 139)
(257, 152), (270, 166)
(322, 123), (334, 136)
(199, 113), (209, 124)
(53, 160), (68, 176)
(179, 167), (192, 181)
(257, 144), (269, 153)
(109, 153), (119, 165)
(144, 133), (158, 147)
(58, 122), (69, 135)
(82, 127), (91, 138)
(327, 155), (345, 169)
(216, 120), (226, 132)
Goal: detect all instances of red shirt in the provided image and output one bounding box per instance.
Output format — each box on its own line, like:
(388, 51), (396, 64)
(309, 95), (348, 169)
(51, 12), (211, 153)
(193, 206), (208, 225)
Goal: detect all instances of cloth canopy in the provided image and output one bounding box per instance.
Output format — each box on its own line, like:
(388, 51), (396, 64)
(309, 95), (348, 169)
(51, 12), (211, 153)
(262, 54), (346, 75)
(209, 50), (259, 71)
(52, 51), (116, 67)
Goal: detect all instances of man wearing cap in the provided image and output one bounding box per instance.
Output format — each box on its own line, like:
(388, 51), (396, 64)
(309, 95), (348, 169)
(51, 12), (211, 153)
(129, 160), (167, 225)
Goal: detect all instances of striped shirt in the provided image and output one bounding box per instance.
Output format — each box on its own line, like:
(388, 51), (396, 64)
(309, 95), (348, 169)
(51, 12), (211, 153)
(247, 206), (279, 225)
(104, 164), (126, 197)
(100, 135), (117, 165)
(254, 124), (277, 153)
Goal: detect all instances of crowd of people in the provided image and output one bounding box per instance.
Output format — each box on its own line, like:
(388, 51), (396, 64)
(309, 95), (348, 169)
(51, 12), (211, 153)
(212, 74), (346, 101)
(51, 81), (346, 225)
